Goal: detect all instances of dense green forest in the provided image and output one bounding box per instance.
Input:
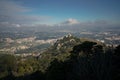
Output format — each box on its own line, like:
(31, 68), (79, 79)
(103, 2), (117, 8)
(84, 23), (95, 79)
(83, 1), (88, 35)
(0, 36), (120, 80)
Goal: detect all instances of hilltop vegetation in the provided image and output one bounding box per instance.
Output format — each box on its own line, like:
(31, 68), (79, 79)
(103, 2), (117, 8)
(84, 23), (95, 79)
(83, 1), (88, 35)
(0, 35), (120, 80)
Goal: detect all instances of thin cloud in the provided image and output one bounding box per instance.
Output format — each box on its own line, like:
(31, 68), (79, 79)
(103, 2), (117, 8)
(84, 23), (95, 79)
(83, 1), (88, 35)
(61, 18), (80, 25)
(0, 0), (51, 27)
(52, 19), (120, 32)
(0, 0), (29, 14)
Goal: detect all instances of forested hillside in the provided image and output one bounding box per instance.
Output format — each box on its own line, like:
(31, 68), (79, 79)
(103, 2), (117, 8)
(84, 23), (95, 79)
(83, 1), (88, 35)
(0, 35), (120, 80)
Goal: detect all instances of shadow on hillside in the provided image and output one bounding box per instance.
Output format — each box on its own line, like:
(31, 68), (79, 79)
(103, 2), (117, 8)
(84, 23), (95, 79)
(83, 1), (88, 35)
(0, 71), (45, 80)
(1, 42), (120, 80)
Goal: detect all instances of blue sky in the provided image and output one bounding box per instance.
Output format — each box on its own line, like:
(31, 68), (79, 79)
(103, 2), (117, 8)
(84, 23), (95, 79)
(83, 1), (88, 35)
(0, 0), (120, 27)
(20, 0), (120, 22)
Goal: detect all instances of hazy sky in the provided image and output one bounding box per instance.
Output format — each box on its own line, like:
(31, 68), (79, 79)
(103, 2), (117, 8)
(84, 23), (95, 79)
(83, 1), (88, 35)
(0, 0), (120, 28)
